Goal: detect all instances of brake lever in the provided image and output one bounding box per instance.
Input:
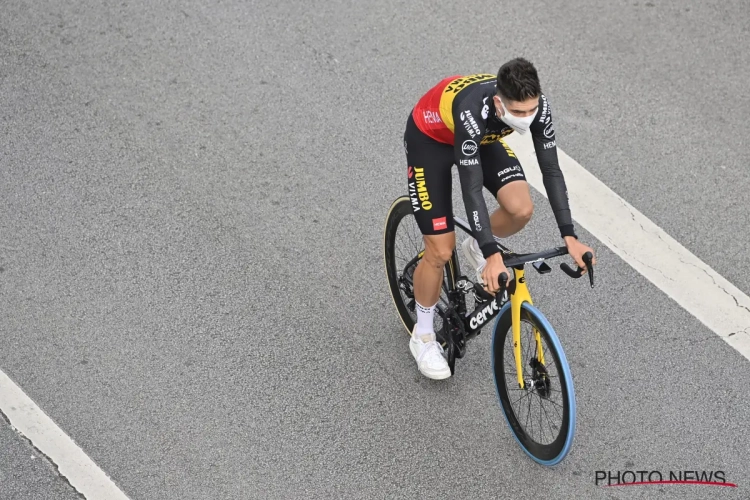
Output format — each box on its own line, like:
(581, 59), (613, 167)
(472, 271), (510, 302)
(560, 251), (595, 288)
(498, 272), (509, 296)
(584, 252), (594, 288)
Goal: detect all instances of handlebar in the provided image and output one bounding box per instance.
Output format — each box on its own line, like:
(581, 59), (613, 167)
(473, 250), (595, 303)
(560, 251), (595, 288)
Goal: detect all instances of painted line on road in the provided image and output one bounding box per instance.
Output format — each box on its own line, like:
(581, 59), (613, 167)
(505, 133), (750, 360)
(0, 369), (131, 500)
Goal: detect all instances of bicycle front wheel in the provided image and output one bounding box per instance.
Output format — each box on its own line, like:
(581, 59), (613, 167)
(491, 302), (576, 466)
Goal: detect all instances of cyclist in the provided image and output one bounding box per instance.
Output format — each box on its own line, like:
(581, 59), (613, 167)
(404, 58), (596, 380)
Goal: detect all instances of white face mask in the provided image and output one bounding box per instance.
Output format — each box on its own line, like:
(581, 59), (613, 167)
(498, 100), (536, 135)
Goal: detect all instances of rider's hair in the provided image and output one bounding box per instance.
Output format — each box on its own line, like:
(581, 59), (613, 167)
(496, 58), (541, 102)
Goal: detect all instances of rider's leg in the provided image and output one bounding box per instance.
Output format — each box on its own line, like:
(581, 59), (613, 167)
(413, 232), (455, 335)
(490, 180), (534, 237)
(462, 139), (534, 282)
(409, 231), (453, 380)
(402, 113), (454, 380)
(403, 113), (455, 336)
(480, 138), (534, 238)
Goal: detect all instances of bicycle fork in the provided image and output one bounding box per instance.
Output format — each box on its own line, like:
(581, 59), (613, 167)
(511, 267), (545, 390)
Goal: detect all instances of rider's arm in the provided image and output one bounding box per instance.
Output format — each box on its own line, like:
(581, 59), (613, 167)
(453, 103), (499, 258)
(530, 95), (577, 239)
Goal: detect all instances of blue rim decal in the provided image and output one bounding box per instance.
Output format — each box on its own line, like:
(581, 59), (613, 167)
(490, 302), (576, 466)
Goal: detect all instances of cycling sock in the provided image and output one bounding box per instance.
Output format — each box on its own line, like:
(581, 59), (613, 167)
(415, 301), (436, 336)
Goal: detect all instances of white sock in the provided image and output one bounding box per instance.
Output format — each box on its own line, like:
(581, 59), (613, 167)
(415, 301), (436, 337)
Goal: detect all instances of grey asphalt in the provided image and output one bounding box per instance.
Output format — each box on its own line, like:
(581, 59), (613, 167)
(1, 0), (749, 499)
(0, 418), (82, 500)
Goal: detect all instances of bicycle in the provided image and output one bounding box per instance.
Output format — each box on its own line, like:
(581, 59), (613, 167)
(383, 195), (594, 466)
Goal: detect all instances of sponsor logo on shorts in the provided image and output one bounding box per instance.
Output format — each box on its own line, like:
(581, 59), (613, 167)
(407, 166), (414, 178)
(461, 140), (478, 156)
(408, 167), (432, 211)
(543, 141), (556, 149)
(432, 217), (447, 231)
(499, 173), (524, 183)
(459, 158), (479, 166)
(497, 165), (522, 178)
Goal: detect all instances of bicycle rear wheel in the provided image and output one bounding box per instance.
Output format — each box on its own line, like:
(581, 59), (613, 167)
(383, 196), (458, 335)
(491, 303), (576, 466)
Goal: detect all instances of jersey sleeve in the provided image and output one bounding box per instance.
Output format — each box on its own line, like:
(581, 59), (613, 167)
(529, 95), (577, 239)
(453, 97), (499, 258)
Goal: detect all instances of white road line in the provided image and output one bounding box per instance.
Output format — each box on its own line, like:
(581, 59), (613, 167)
(504, 133), (750, 360)
(0, 370), (131, 500)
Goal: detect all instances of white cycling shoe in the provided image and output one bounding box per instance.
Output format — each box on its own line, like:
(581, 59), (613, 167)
(461, 237), (487, 284)
(409, 327), (451, 380)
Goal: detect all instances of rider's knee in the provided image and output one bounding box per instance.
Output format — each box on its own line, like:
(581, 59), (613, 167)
(511, 202), (534, 226)
(424, 242), (454, 267)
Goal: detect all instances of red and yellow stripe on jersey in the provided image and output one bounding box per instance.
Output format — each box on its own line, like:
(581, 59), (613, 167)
(412, 74), (496, 144)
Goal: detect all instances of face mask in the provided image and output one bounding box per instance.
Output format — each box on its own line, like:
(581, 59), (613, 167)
(498, 100), (536, 135)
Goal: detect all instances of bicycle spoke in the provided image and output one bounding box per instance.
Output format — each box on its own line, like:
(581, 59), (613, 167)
(539, 399), (558, 436)
(519, 391), (559, 446)
(544, 398), (565, 410)
(524, 397), (531, 432)
(526, 389), (533, 435)
(539, 401), (544, 443)
(541, 345), (557, 370)
(548, 396), (563, 422)
(511, 388), (535, 405)
(396, 250), (411, 266)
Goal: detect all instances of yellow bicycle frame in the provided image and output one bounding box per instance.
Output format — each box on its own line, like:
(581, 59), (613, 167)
(418, 242), (544, 390)
(511, 267), (545, 389)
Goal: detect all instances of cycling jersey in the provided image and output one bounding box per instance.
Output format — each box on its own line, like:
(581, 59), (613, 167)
(408, 74), (576, 258)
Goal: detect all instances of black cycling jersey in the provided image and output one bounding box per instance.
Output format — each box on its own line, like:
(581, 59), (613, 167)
(410, 74), (576, 257)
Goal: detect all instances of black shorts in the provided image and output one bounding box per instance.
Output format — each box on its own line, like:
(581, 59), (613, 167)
(403, 113), (526, 235)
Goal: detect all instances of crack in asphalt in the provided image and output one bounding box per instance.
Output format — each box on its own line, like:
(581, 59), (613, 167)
(728, 327), (750, 338)
(0, 408), (86, 499)
(607, 241), (675, 283)
(677, 257), (750, 316)
(613, 199), (750, 337)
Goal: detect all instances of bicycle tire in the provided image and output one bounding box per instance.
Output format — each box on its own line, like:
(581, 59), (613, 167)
(491, 302), (576, 466)
(383, 196), (458, 335)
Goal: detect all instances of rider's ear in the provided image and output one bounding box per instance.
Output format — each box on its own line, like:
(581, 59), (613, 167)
(493, 95), (504, 116)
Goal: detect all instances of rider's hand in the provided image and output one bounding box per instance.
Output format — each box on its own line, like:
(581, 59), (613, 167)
(564, 236), (596, 274)
(481, 253), (509, 295)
